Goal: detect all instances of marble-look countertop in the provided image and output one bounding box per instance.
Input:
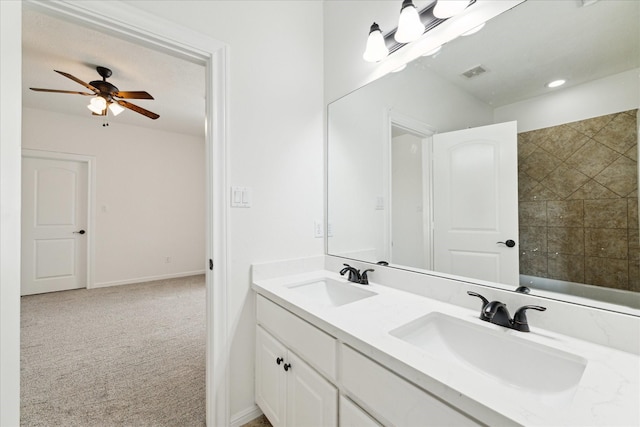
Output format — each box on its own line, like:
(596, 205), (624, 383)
(252, 270), (640, 427)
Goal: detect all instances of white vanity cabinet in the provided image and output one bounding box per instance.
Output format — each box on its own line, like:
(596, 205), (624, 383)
(339, 396), (382, 427)
(341, 344), (481, 427)
(256, 296), (338, 427)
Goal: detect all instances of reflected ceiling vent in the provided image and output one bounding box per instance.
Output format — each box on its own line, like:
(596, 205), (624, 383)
(461, 65), (488, 79)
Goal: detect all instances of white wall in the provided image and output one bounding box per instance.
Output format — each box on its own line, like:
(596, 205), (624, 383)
(22, 107), (206, 287)
(125, 1), (325, 420)
(495, 68), (640, 132)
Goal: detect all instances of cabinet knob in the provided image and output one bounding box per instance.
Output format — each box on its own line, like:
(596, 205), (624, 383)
(283, 363), (291, 372)
(276, 357), (283, 365)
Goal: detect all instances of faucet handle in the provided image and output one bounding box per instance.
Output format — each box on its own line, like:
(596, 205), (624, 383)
(512, 305), (546, 332)
(467, 291), (490, 321)
(359, 269), (374, 285)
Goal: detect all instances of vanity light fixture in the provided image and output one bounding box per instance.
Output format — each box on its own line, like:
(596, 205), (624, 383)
(433, 0), (471, 19)
(546, 79), (566, 88)
(363, 0), (476, 63)
(363, 22), (390, 62)
(395, 0), (425, 43)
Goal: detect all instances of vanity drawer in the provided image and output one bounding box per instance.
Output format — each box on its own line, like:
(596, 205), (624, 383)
(256, 295), (337, 380)
(341, 344), (480, 427)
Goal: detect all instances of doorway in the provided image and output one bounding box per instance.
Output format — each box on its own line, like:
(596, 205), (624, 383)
(21, 150), (94, 295)
(1, 2), (229, 425)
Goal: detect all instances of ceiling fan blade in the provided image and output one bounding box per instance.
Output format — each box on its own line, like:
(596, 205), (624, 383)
(115, 91), (154, 99)
(117, 100), (159, 120)
(30, 88), (94, 96)
(54, 70), (99, 93)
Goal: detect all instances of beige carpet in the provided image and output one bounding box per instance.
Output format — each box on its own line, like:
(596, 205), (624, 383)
(21, 275), (206, 427)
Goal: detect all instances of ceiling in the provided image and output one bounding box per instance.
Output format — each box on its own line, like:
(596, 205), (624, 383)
(22, 7), (205, 137)
(417, 0), (640, 107)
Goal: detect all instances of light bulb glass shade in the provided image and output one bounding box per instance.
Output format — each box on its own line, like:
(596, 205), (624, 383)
(433, 0), (470, 19)
(109, 102), (125, 116)
(363, 23), (389, 62)
(394, 1), (424, 43)
(88, 96), (107, 114)
(87, 103), (103, 114)
(90, 96), (107, 110)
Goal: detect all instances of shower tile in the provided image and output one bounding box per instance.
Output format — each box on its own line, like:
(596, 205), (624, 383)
(520, 250), (547, 277)
(584, 199), (627, 228)
(520, 183), (560, 202)
(520, 201), (547, 226)
(565, 139), (619, 178)
(565, 113), (616, 137)
(519, 226), (547, 252)
(548, 227), (583, 255)
(585, 257), (629, 290)
(629, 199), (639, 229)
(594, 155), (637, 197)
(548, 253), (584, 283)
(624, 144), (637, 162)
(593, 113), (638, 154)
(568, 179), (619, 200)
(547, 200), (583, 227)
(520, 148), (561, 182)
(585, 228), (628, 259)
(539, 125), (589, 161)
(541, 165), (590, 199)
(517, 134), (539, 161)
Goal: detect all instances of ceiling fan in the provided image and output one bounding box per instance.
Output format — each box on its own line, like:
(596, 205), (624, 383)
(30, 66), (159, 120)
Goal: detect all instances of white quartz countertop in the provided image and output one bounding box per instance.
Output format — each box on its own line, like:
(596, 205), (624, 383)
(252, 270), (640, 427)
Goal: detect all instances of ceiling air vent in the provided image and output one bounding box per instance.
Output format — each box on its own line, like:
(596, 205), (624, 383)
(461, 65), (487, 79)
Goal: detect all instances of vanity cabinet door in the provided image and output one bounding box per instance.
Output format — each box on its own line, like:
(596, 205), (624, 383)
(339, 396), (382, 427)
(256, 325), (337, 427)
(256, 326), (287, 427)
(286, 351), (337, 427)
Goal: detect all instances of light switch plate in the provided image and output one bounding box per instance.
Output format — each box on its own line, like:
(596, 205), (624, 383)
(231, 186), (252, 208)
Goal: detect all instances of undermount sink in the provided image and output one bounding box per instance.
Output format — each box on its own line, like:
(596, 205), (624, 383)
(390, 312), (587, 398)
(287, 278), (377, 307)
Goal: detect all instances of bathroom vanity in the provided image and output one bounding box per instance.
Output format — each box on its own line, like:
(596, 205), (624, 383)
(252, 258), (639, 427)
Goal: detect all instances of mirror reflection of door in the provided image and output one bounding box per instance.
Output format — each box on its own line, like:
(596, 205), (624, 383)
(432, 121), (519, 285)
(391, 128), (431, 269)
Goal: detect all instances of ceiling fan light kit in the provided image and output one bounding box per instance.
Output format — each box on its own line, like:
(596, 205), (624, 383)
(30, 66), (160, 125)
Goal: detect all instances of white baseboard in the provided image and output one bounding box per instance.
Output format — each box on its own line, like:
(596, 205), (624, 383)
(91, 270), (205, 289)
(230, 404), (263, 427)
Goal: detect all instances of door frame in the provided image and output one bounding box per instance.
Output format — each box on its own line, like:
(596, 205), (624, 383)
(1, 1), (230, 425)
(383, 109), (435, 266)
(21, 149), (96, 292)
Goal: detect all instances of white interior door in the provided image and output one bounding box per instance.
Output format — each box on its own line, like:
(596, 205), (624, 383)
(433, 121), (518, 285)
(21, 155), (88, 295)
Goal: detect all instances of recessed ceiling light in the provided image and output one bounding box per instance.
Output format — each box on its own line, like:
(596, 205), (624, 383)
(546, 79), (566, 88)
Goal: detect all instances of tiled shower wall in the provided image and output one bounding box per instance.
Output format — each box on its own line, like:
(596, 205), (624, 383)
(518, 109), (639, 292)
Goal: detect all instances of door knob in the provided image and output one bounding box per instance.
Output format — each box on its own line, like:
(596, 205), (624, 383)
(497, 239), (515, 247)
(73, 230), (86, 235)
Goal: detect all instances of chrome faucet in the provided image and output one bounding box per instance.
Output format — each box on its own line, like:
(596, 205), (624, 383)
(340, 264), (374, 285)
(467, 291), (546, 332)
